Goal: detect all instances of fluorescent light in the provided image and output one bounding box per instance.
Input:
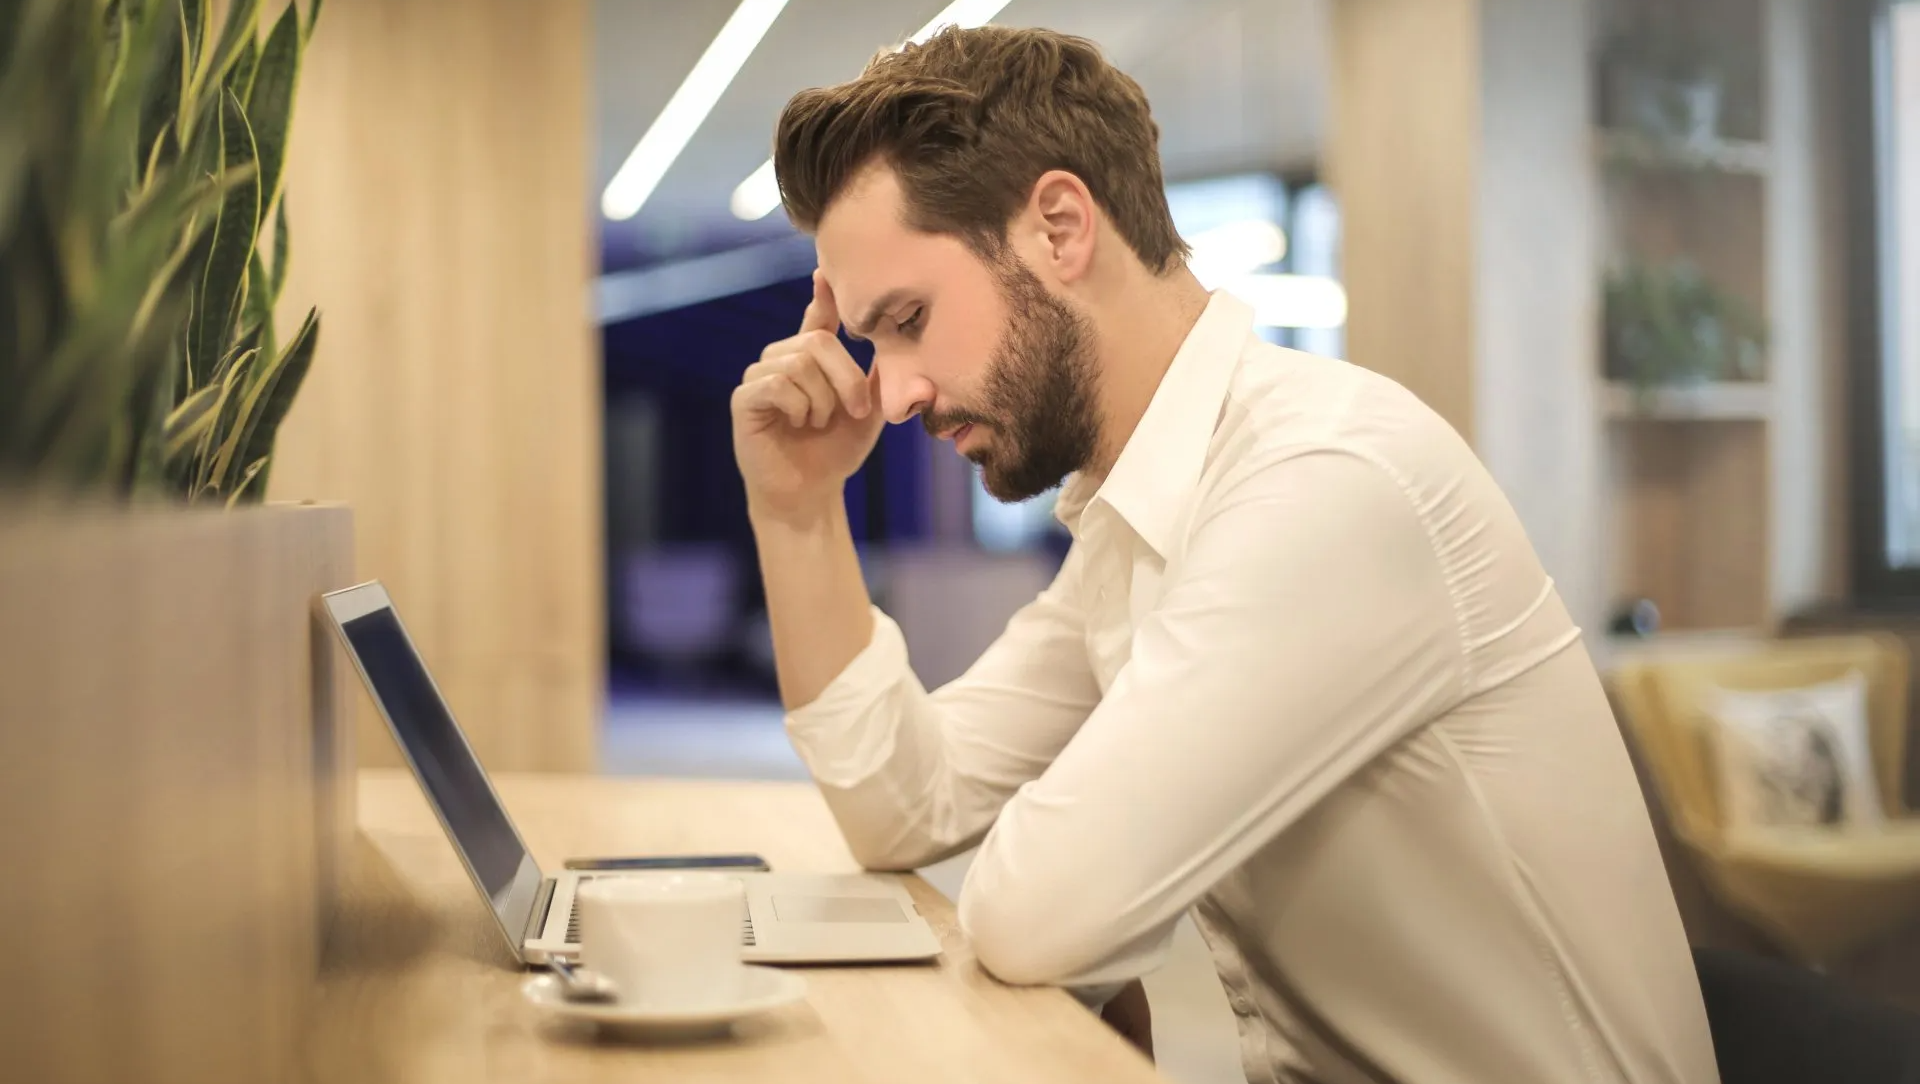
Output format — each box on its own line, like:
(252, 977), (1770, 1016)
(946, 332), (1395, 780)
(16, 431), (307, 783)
(909, 0), (1015, 44)
(730, 158), (783, 221)
(603, 0), (792, 222)
(729, 0), (1014, 221)
(1187, 219), (1288, 287)
(1220, 273), (1348, 329)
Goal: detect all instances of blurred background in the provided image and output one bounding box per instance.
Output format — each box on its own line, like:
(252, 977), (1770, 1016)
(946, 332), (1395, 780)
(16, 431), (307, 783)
(8, 0), (1901, 1080)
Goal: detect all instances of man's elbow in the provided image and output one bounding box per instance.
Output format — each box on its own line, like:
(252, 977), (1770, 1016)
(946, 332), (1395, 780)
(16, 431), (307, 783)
(958, 888), (1096, 987)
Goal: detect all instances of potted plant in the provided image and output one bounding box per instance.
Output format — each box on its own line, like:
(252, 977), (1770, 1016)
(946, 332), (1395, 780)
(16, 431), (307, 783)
(1, 0), (322, 503)
(0, 5), (356, 1076)
(1604, 258), (1767, 396)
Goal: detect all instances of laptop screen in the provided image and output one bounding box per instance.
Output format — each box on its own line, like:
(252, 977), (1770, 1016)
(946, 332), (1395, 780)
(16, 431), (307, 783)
(335, 599), (541, 949)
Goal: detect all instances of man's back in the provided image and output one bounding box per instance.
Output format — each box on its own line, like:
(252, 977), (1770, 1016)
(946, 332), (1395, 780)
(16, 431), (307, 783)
(1187, 335), (1712, 1084)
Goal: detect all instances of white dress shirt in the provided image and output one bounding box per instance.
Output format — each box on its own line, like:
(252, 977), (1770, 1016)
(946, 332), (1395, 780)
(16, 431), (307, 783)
(786, 293), (1719, 1084)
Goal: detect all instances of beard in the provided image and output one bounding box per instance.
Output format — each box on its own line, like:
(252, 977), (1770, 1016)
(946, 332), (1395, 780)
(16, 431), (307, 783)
(920, 259), (1102, 503)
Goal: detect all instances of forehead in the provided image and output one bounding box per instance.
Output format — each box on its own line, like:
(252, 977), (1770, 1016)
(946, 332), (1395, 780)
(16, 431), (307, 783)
(814, 165), (983, 315)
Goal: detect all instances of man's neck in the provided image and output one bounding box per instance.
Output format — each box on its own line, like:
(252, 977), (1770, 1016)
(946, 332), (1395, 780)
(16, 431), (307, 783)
(1083, 266), (1212, 480)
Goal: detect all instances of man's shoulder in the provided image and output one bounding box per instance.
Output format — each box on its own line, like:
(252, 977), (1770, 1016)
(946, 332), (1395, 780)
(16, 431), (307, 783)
(1211, 342), (1470, 483)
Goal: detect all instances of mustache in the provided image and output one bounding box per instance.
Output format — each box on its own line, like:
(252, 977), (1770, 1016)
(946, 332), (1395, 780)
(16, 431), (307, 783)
(921, 409), (992, 439)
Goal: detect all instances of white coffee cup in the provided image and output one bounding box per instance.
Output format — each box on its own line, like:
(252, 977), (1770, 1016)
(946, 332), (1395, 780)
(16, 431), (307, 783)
(576, 873), (746, 1008)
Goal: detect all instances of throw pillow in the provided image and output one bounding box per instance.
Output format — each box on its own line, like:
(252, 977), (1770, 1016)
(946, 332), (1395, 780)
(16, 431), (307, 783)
(1703, 671), (1884, 834)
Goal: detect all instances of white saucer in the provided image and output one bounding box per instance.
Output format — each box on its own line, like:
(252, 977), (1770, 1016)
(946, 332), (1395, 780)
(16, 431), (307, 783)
(522, 966), (807, 1041)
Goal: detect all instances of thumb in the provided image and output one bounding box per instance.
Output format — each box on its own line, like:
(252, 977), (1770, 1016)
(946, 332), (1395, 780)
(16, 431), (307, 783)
(799, 269), (840, 335)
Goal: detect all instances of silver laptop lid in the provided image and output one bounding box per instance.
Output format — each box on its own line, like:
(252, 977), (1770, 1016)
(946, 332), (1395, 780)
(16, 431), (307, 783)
(321, 581), (545, 960)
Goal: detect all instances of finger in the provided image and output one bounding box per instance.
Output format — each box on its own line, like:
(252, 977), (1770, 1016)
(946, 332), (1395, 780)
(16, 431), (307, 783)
(791, 329), (872, 418)
(734, 374), (812, 429)
(742, 353), (794, 382)
(745, 352), (846, 428)
(783, 356), (839, 428)
(798, 269), (840, 335)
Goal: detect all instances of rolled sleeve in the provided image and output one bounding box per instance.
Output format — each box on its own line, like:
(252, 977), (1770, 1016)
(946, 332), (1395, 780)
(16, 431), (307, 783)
(784, 607), (913, 790)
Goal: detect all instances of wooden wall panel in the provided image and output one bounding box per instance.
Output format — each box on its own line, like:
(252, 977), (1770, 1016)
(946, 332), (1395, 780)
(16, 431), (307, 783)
(269, 0), (602, 772)
(1610, 422), (1772, 630)
(0, 505), (356, 1084)
(1328, 0), (1479, 439)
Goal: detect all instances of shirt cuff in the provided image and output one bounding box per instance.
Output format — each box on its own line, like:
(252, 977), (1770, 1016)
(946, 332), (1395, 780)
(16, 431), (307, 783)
(783, 607), (912, 788)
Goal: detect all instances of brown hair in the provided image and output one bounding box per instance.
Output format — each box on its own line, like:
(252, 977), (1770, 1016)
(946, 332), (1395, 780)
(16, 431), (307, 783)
(773, 25), (1190, 274)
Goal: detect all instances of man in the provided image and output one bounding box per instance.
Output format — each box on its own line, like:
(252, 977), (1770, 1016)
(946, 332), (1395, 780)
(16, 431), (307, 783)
(731, 24), (1719, 1084)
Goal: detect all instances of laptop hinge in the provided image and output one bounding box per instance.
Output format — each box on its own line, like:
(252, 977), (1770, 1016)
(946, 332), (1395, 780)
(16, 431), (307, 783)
(524, 877), (557, 943)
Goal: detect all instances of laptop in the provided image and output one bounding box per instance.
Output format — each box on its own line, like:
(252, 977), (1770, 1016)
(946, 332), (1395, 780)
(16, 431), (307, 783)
(320, 580), (943, 966)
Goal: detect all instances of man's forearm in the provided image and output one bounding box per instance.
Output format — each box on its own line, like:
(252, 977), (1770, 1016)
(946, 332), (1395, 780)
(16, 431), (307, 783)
(750, 500), (877, 710)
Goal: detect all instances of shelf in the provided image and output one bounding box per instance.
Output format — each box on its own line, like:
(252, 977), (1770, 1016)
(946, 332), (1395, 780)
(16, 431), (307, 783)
(1602, 381), (1773, 421)
(1596, 129), (1771, 176)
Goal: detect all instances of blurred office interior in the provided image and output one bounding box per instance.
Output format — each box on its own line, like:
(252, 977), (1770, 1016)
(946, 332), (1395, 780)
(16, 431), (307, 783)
(6, 0), (1918, 1080)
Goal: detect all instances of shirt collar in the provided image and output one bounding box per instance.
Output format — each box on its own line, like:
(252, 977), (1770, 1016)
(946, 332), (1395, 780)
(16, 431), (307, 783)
(1053, 291), (1254, 554)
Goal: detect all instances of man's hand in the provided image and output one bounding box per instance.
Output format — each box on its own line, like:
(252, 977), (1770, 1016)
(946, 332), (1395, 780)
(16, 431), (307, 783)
(1100, 979), (1154, 1061)
(732, 270), (885, 526)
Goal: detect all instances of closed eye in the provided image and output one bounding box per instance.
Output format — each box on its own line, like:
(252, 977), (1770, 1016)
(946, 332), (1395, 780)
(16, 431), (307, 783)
(897, 307), (925, 337)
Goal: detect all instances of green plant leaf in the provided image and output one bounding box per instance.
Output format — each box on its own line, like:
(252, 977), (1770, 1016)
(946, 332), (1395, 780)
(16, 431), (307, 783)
(225, 27), (258, 103)
(209, 321), (261, 388)
(244, 247), (274, 351)
(136, 1), (183, 174)
(269, 194), (288, 296)
(179, 0), (209, 122)
(304, 0), (322, 45)
(191, 87), (260, 389)
(0, 1), (61, 248)
(248, 0), (304, 218)
(130, 340), (182, 494)
(162, 377), (225, 460)
(226, 455), (269, 506)
(191, 337), (258, 499)
(207, 0), (263, 92)
(19, 146), (229, 459)
(228, 305), (317, 494)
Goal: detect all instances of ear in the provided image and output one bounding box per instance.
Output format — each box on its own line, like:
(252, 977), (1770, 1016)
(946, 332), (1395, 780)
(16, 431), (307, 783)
(1025, 169), (1097, 285)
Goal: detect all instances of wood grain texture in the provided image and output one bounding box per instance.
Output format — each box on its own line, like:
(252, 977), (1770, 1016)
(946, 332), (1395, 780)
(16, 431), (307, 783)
(1329, 0), (1478, 439)
(309, 771), (1170, 1084)
(1609, 420), (1771, 629)
(0, 505), (357, 1084)
(267, 0), (603, 772)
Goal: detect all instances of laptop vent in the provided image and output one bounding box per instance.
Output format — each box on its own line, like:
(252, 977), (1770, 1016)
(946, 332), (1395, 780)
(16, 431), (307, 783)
(567, 876), (756, 947)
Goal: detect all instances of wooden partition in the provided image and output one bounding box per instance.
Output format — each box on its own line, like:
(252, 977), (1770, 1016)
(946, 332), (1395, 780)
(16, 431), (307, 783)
(0, 504), (356, 1084)
(269, 0), (602, 772)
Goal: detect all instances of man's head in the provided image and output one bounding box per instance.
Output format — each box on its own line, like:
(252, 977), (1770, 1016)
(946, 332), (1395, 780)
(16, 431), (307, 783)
(772, 26), (1186, 502)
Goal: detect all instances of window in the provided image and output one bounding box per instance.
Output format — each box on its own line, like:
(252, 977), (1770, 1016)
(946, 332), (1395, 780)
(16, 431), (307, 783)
(1851, 0), (1920, 597)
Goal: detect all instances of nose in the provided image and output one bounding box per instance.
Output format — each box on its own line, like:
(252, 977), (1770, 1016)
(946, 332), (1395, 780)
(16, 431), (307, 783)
(874, 356), (934, 426)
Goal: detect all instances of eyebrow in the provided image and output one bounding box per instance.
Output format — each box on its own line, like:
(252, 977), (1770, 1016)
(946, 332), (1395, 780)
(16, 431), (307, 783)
(845, 288), (914, 341)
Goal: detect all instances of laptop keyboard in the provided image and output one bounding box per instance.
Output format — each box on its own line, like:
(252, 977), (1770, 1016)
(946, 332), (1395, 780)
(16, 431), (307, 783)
(564, 876), (756, 947)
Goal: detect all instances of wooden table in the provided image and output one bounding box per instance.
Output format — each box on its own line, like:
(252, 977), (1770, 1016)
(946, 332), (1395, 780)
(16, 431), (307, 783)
(307, 770), (1170, 1083)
